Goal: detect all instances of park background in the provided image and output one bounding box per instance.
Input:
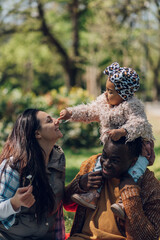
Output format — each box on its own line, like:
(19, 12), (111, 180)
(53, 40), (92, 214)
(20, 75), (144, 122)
(0, 0), (160, 232)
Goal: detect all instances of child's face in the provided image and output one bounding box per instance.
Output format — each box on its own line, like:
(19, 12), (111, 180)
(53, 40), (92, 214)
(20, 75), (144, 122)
(105, 79), (123, 106)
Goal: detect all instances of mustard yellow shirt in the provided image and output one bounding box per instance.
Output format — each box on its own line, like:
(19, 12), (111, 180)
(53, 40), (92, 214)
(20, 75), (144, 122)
(69, 178), (126, 240)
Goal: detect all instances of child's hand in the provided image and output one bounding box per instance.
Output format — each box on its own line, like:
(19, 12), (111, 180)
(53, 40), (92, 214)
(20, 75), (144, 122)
(10, 185), (35, 211)
(58, 109), (72, 120)
(107, 128), (127, 141)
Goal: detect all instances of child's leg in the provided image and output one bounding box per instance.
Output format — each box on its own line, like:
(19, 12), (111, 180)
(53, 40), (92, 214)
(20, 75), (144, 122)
(93, 156), (102, 172)
(111, 197), (125, 220)
(71, 157), (102, 210)
(128, 155), (149, 182)
(111, 156), (149, 219)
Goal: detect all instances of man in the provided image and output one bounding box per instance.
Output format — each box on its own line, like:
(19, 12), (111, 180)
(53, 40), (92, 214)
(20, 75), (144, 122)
(65, 137), (160, 240)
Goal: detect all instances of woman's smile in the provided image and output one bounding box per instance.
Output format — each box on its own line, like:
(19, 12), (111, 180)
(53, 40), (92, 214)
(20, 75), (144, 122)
(55, 126), (60, 131)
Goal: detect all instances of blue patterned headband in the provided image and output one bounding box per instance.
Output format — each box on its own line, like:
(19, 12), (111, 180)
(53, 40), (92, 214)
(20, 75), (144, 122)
(103, 62), (140, 100)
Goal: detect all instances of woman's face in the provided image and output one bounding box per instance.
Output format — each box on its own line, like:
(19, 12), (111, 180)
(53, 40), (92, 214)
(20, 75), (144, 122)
(100, 139), (135, 179)
(36, 111), (63, 143)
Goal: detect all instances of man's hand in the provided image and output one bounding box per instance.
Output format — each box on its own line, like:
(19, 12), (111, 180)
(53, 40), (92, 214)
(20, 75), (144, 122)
(10, 185), (35, 211)
(58, 109), (72, 120)
(142, 140), (155, 166)
(107, 128), (127, 141)
(79, 171), (102, 191)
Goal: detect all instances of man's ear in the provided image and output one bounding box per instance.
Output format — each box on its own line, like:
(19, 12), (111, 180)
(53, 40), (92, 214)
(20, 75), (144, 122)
(130, 157), (138, 167)
(35, 130), (41, 139)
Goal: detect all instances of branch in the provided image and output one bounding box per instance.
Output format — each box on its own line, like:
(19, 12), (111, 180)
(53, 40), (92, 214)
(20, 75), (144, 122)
(107, 1), (148, 24)
(68, 0), (80, 57)
(37, 0), (70, 63)
(0, 25), (41, 37)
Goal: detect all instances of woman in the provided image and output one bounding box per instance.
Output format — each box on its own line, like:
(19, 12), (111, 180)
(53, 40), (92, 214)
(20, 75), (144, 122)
(0, 109), (65, 240)
(65, 137), (160, 240)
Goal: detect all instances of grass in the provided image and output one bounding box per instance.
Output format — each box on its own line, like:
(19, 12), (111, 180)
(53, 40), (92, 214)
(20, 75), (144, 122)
(64, 146), (103, 185)
(146, 109), (160, 179)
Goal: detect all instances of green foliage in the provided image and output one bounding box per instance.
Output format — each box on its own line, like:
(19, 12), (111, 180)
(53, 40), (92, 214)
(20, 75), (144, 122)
(0, 87), (48, 144)
(0, 86), (100, 148)
(0, 33), (64, 94)
(149, 145), (160, 180)
(0, 0), (160, 99)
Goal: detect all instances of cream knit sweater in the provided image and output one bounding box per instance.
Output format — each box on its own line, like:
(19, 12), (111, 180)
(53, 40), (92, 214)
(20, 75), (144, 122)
(68, 94), (154, 144)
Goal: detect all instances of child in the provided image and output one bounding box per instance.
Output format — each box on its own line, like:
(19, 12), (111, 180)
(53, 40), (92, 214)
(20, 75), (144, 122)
(59, 62), (155, 219)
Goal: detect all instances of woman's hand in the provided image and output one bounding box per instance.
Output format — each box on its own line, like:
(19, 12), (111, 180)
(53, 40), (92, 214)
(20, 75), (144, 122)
(119, 173), (136, 190)
(79, 171), (102, 191)
(58, 109), (72, 120)
(10, 185), (35, 211)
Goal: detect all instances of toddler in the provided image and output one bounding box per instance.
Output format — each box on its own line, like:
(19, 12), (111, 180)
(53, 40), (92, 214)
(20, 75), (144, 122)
(59, 62), (155, 219)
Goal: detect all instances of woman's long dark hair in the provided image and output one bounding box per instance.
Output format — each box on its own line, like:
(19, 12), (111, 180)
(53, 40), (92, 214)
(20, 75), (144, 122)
(0, 109), (55, 223)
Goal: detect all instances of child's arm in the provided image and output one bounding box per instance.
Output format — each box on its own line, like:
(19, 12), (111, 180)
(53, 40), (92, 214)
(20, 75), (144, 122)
(59, 109), (72, 120)
(59, 94), (106, 123)
(107, 128), (127, 141)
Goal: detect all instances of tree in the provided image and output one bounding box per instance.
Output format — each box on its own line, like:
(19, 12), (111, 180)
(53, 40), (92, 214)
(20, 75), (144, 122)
(141, 0), (160, 100)
(0, 0), (159, 99)
(0, 0), (92, 89)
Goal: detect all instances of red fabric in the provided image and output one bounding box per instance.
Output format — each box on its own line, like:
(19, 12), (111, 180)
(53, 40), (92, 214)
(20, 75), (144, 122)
(63, 202), (78, 212)
(65, 233), (70, 239)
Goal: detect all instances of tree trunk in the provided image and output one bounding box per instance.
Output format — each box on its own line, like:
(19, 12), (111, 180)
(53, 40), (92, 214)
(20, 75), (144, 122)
(85, 66), (101, 97)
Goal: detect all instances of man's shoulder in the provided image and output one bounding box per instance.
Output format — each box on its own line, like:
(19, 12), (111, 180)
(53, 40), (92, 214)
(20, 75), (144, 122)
(141, 169), (160, 194)
(144, 169), (159, 182)
(80, 154), (101, 173)
(83, 153), (101, 164)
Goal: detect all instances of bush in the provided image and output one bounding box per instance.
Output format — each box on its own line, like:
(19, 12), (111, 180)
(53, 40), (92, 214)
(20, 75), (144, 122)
(0, 86), (100, 148)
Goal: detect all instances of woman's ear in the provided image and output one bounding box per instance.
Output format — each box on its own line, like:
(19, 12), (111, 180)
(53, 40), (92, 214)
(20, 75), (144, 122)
(35, 130), (41, 139)
(130, 157), (138, 167)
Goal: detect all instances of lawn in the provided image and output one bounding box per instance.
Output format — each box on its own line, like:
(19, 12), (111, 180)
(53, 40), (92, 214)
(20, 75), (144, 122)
(64, 105), (160, 233)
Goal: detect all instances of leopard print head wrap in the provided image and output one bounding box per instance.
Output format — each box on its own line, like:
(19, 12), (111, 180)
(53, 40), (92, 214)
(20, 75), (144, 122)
(103, 62), (140, 100)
